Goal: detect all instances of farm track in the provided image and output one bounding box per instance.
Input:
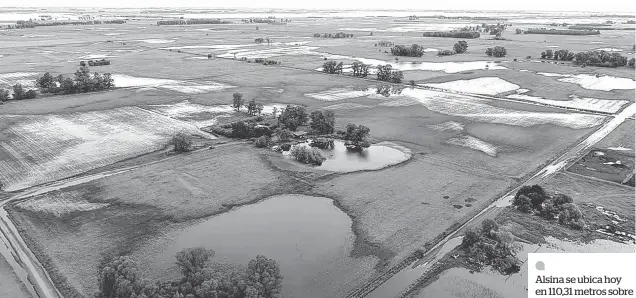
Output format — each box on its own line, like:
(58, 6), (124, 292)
(0, 140), (242, 298)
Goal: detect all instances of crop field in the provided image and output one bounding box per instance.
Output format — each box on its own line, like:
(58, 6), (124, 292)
(1, 8), (634, 298)
(0, 106), (214, 191)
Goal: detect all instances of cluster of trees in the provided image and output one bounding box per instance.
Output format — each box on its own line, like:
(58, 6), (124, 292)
(512, 185), (586, 230)
(94, 247), (283, 298)
(376, 41), (394, 47)
(351, 62), (370, 78)
(246, 99), (265, 116)
(0, 84), (37, 101)
(343, 123), (370, 149)
(157, 19), (231, 25)
(462, 219), (521, 275)
(390, 44), (424, 57)
(376, 65), (403, 83)
(241, 18), (276, 24)
(375, 85), (404, 97)
(573, 50), (632, 68)
(312, 32), (355, 38)
(422, 31), (480, 39)
(437, 50), (455, 56)
(309, 110), (335, 134)
(540, 49), (575, 61)
(290, 146), (326, 165)
(322, 61), (344, 74)
(524, 28), (600, 35)
(35, 67), (114, 95)
(254, 37), (271, 44)
(80, 59), (111, 67)
(253, 58), (279, 65)
(485, 46), (507, 57)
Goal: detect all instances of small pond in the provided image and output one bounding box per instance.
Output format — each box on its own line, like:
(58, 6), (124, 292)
(283, 140), (411, 172)
(144, 194), (378, 298)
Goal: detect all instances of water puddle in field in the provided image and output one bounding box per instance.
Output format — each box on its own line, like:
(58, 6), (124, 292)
(146, 100), (287, 128)
(596, 48), (623, 52)
(507, 94), (629, 114)
(16, 191), (109, 216)
(284, 140), (411, 172)
(146, 194), (378, 298)
(537, 73), (636, 91)
(316, 59), (506, 74)
(421, 77), (520, 96)
(305, 86), (606, 129)
(110, 74), (234, 93)
(446, 135), (499, 157)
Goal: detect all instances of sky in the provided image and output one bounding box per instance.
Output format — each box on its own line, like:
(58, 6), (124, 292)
(3, 0), (635, 12)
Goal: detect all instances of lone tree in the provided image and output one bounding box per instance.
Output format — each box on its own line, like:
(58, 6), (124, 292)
(170, 133), (193, 153)
(247, 98), (258, 116)
(0, 89), (9, 102)
(309, 110), (336, 134)
(453, 40), (468, 54)
(278, 105), (308, 131)
(232, 92), (244, 112)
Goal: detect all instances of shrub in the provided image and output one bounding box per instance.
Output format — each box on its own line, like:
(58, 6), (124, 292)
(492, 46), (507, 57)
(170, 133), (193, 153)
(0, 89), (9, 102)
(254, 136), (269, 148)
(481, 219), (499, 234)
(290, 146), (326, 165)
(322, 61), (343, 74)
(438, 50), (455, 56)
(231, 121), (253, 138)
(351, 62), (370, 77)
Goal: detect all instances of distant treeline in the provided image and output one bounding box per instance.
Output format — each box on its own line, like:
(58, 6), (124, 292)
(524, 28), (600, 35)
(241, 18), (280, 24)
(313, 32), (355, 38)
(409, 15), (506, 21)
(157, 18), (232, 25)
(540, 49), (634, 68)
(568, 26), (635, 31)
(80, 59), (111, 66)
(422, 31), (480, 38)
(6, 19), (125, 29)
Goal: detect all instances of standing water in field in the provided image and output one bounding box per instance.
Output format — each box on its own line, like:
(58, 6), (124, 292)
(143, 194), (379, 298)
(284, 140), (411, 172)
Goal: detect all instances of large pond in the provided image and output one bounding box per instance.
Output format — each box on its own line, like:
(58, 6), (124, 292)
(284, 140), (411, 172)
(143, 194), (378, 298)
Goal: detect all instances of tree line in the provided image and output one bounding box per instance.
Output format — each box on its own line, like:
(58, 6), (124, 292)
(422, 31), (480, 39)
(321, 61), (402, 82)
(312, 32), (355, 38)
(6, 19), (125, 29)
(540, 49), (634, 68)
(0, 84), (37, 101)
(81, 59), (111, 67)
(437, 41), (468, 56)
(157, 19), (231, 25)
(94, 247), (283, 298)
(523, 28), (600, 35)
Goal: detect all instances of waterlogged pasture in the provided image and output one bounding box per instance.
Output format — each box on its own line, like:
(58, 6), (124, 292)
(111, 74), (235, 94)
(0, 107), (213, 191)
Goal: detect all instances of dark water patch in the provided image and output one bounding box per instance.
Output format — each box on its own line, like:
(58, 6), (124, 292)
(453, 204), (463, 209)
